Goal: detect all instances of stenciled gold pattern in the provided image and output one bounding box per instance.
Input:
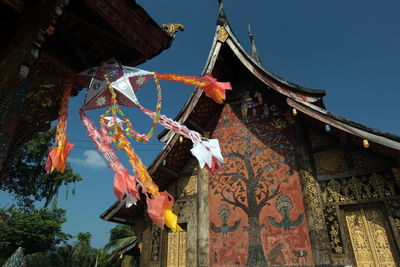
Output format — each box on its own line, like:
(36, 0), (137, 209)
(308, 129), (335, 148)
(345, 207), (397, 267)
(167, 229), (187, 267)
(323, 206), (344, 254)
(351, 151), (388, 170)
(314, 149), (346, 174)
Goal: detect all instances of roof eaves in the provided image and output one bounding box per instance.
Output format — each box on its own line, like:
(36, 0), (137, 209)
(287, 98), (400, 150)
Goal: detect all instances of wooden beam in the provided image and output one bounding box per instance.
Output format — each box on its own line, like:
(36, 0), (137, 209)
(197, 168), (209, 267)
(159, 165), (179, 178)
(317, 166), (388, 182)
(101, 198), (126, 221)
(185, 119), (204, 133)
(67, 12), (129, 49)
(1, 0), (24, 12)
(287, 98), (400, 151)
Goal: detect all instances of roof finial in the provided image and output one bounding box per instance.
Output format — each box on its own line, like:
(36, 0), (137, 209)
(217, 0), (227, 26)
(248, 24), (262, 64)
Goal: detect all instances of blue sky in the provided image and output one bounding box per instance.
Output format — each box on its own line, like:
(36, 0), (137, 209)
(1, 0), (400, 248)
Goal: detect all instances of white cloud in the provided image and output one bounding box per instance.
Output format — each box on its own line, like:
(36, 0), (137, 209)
(69, 150), (107, 169)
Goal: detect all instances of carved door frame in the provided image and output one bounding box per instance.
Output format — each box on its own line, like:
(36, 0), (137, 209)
(162, 223), (188, 267)
(339, 202), (400, 266)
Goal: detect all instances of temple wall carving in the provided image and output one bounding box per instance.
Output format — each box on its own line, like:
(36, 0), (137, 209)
(304, 127), (400, 266)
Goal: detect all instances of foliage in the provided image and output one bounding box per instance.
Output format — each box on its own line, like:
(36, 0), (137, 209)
(0, 207), (70, 260)
(23, 226), (139, 267)
(104, 224), (138, 266)
(1, 128), (82, 208)
(25, 232), (107, 267)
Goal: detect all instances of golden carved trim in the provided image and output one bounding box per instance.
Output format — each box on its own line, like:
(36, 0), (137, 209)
(162, 23), (184, 38)
(217, 26), (229, 43)
(167, 228), (187, 267)
(178, 175), (197, 198)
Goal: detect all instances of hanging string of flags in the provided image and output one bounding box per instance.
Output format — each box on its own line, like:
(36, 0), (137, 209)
(46, 59), (231, 231)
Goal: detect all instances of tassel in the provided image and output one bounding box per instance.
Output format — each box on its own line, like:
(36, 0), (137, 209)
(46, 78), (75, 173)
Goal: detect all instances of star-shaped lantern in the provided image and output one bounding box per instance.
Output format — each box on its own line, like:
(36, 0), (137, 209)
(76, 59), (153, 110)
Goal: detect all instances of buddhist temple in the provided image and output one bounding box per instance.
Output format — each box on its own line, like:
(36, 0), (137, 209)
(101, 3), (400, 267)
(0, 0), (173, 177)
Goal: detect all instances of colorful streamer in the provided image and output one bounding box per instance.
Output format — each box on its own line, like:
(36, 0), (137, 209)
(46, 78), (75, 173)
(46, 59), (231, 231)
(155, 73), (232, 104)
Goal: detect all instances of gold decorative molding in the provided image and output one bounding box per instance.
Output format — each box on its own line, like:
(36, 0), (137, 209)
(325, 172), (397, 204)
(217, 26), (229, 43)
(162, 23), (184, 38)
(178, 175), (197, 198)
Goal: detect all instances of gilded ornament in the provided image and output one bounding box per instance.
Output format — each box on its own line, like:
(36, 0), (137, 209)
(217, 26), (229, 42)
(327, 179), (343, 203)
(178, 175), (197, 198)
(299, 170), (325, 230)
(348, 176), (363, 200)
(162, 23), (184, 38)
(323, 206), (345, 255)
(369, 173), (386, 198)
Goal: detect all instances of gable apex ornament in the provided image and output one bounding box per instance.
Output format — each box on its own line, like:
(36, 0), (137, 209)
(162, 23), (184, 39)
(217, 26), (229, 43)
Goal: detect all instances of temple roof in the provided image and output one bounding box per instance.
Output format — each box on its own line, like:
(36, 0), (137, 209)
(100, 3), (400, 225)
(0, 0), (173, 172)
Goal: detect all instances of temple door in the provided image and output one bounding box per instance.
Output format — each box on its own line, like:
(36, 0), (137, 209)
(166, 227), (187, 267)
(344, 206), (398, 267)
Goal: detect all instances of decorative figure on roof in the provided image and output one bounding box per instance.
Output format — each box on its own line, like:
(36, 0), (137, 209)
(45, 58), (231, 231)
(162, 23), (184, 39)
(248, 24), (262, 64)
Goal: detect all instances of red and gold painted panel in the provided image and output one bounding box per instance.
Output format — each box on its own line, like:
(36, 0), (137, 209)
(209, 93), (313, 266)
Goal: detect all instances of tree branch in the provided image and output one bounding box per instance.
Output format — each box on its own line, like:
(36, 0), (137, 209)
(256, 182), (281, 211)
(228, 152), (245, 161)
(220, 187), (248, 214)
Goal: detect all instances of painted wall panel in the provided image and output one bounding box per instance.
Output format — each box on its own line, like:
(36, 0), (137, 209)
(209, 99), (313, 266)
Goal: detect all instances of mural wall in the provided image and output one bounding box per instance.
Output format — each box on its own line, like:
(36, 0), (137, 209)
(209, 93), (313, 266)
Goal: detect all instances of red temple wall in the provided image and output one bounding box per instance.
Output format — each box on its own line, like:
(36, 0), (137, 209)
(209, 99), (313, 266)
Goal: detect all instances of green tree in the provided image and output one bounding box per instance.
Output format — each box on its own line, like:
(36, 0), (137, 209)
(104, 225), (138, 267)
(0, 207), (70, 261)
(1, 128), (82, 208)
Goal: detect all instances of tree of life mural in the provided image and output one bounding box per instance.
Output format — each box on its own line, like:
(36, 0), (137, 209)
(211, 116), (296, 266)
